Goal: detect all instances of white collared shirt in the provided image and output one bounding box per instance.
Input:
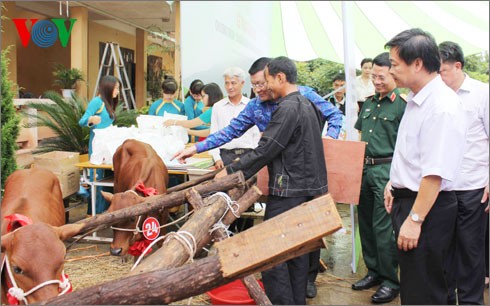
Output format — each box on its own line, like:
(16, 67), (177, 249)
(209, 95), (260, 162)
(390, 75), (468, 191)
(453, 75), (489, 190)
(355, 75), (375, 102)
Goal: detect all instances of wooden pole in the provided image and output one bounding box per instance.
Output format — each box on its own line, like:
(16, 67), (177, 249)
(74, 172), (245, 235)
(129, 186), (262, 275)
(43, 194), (341, 305)
(166, 168), (220, 193)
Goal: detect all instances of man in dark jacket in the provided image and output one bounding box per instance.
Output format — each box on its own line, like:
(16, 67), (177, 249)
(224, 56), (328, 304)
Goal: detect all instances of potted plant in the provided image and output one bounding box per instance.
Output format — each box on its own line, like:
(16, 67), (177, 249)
(52, 63), (85, 99)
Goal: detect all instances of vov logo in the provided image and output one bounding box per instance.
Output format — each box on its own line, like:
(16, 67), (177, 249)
(13, 18), (77, 48)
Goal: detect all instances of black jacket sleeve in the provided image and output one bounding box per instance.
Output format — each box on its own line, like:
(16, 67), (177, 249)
(227, 102), (298, 179)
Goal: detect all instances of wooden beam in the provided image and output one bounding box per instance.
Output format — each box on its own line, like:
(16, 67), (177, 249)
(74, 172), (245, 235)
(216, 193), (341, 278)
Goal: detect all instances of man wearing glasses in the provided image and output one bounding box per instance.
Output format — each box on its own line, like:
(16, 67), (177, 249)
(172, 57), (343, 299)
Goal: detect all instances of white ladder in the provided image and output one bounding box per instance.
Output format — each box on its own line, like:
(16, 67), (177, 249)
(93, 42), (136, 109)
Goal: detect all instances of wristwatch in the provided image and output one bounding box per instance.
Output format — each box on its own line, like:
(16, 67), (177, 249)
(409, 210), (424, 223)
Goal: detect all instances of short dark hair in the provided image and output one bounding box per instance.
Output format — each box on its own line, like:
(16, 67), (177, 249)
(384, 28), (441, 73)
(332, 73), (345, 83)
(266, 56), (297, 84)
(184, 79), (204, 98)
(202, 82), (223, 107)
(162, 77), (178, 95)
(372, 52), (391, 68)
(360, 58), (373, 67)
(439, 41), (465, 69)
(248, 57), (272, 75)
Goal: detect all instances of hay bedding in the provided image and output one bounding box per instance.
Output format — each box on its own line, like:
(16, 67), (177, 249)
(63, 242), (211, 305)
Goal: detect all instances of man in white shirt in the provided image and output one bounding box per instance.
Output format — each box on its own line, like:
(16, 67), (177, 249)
(210, 67), (260, 232)
(439, 41), (489, 305)
(210, 67), (260, 169)
(383, 29), (467, 305)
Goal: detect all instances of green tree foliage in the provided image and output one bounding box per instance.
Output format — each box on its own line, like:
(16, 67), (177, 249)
(25, 91), (138, 154)
(296, 58), (344, 96)
(1, 48), (20, 191)
(465, 52), (489, 83)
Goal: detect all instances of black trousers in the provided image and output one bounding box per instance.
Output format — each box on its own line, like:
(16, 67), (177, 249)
(446, 188), (488, 305)
(308, 249), (321, 282)
(261, 195), (312, 305)
(220, 148), (254, 232)
(391, 190), (457, 305)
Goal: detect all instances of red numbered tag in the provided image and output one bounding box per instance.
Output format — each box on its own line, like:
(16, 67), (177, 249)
(142, 217), (160, 240)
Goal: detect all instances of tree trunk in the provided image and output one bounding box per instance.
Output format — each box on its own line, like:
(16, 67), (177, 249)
(74, 172), (245, 235)
(43, 241), (324, 305)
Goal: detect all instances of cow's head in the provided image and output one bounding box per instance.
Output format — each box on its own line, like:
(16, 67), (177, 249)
(1, 223), (82, 304)
(102, 190), (146, 259)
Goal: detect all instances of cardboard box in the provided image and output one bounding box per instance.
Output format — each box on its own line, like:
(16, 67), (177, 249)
(33, 151), (81, 198)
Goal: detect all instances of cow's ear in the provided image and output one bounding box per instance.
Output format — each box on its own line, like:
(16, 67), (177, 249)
(55, 224), (84, 241)
(100, 191), (114, 202)
(1, 232), (13, 252)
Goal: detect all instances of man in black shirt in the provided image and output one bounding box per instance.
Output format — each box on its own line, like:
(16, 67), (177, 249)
(224, 56), (329, 304)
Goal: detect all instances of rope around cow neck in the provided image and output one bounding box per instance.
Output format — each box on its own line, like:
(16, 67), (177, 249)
(4, 255), (71, 305)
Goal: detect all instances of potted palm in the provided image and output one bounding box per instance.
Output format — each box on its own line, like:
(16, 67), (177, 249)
(52, 63), (85, 99)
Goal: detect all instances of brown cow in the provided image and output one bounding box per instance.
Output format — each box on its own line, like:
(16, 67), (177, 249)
(101, 139), (169, 258)
(1, 168), (82, 305)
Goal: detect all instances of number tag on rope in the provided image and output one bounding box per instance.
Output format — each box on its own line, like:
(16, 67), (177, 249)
(142, 217), (160, 240)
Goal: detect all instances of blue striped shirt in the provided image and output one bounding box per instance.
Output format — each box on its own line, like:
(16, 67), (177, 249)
(196, 86), (343, 153)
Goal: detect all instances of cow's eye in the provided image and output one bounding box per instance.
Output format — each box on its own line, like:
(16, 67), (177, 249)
(13, 266), (23, 274)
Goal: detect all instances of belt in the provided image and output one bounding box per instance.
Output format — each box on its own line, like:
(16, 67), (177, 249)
(391, 187), (418, 198)
(364, 156), (393, 165)
(220, 148), (252, 155)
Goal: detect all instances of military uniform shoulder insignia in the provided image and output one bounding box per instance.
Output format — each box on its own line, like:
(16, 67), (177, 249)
(390, 92), (396, 102)
(399, 93), (407, 103)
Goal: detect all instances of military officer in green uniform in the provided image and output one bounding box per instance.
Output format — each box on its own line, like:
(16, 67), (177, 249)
(352, 52), (406, 304)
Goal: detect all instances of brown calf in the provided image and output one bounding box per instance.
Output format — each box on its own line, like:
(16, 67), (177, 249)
(1, 168), (82, 304)
(102, 139), (169, 258)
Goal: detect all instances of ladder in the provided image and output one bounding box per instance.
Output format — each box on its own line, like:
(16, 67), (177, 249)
(93, 42), (136, 109)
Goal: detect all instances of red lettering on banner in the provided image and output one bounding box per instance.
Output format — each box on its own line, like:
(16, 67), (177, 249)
(12, 19), (38, 47)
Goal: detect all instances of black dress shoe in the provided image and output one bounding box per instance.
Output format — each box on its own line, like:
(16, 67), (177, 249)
(371, 286), (399, 303)
(306, 281), (317, 298)
(352, 275), (381, 290)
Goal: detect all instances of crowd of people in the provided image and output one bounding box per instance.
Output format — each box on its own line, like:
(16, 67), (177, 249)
(78, 27), (488, 305)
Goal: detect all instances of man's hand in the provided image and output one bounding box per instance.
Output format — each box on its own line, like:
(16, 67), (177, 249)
(214, 160), (224, 169)
(482, 185), (489, 213)
(398, 218), (422, 251)
(384, 181), (394, 213)
(170, 145), (197, 163)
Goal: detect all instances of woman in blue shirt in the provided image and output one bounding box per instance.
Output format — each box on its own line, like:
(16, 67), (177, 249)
(183, 79), (205, 119)
(79, 75), (119, 214)
(149, 76), (185, 116)
(164, 82), (223, 139)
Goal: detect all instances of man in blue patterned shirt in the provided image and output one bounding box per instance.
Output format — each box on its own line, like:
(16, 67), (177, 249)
(173, 57), (342, 159)
(172, 57), (343, 299)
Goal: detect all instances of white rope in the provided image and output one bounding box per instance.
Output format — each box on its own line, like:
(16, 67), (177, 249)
(130, 230), (197, 272)
(210, 192), (240, 218)
(5, 255), (71, 305)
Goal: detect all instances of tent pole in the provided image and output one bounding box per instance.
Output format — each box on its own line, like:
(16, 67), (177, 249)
(341, 1), (359, 274)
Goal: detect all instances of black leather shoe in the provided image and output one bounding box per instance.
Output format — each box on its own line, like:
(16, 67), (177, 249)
(306, 281), (317, 298)
(371, 286), (399, 303)
(352, 275), (381, 290)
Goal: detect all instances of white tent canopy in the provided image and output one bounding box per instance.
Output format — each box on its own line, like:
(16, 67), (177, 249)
(276, 1), (489, 64)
